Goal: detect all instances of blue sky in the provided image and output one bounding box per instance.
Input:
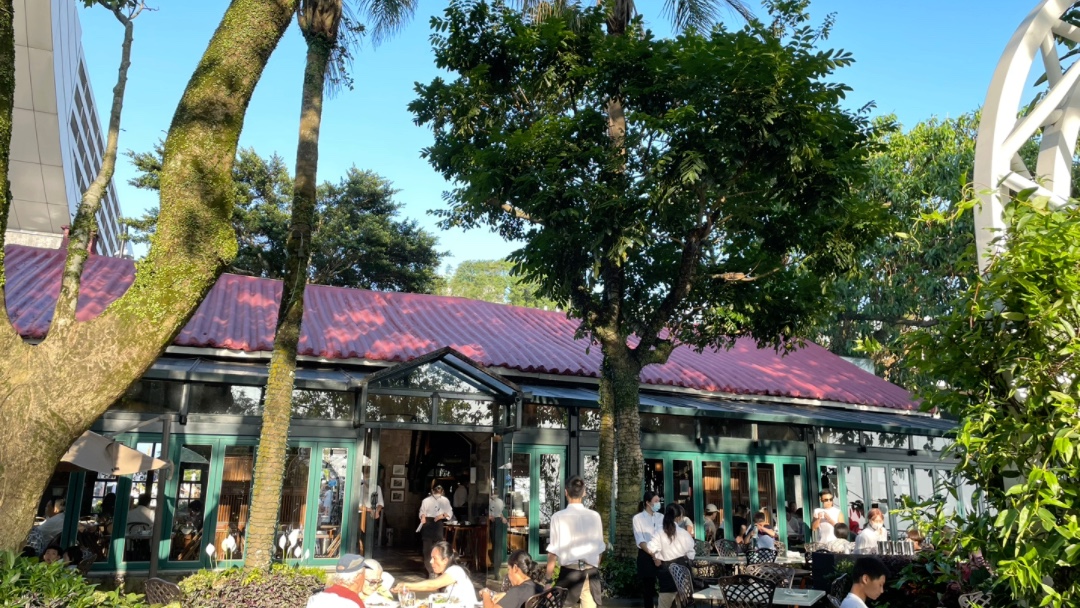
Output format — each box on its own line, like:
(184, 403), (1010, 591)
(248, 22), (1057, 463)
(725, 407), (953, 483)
(77, 0), (1037, 270)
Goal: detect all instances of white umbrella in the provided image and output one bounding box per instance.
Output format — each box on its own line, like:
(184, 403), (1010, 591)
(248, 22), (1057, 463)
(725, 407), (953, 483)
(61, 431), (168, 476)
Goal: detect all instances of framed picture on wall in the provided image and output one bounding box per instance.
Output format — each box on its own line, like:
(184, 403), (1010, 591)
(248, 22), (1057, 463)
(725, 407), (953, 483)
(391, 490), (404, 502)
(392, 464), (406, 476)
(390, 477), (406, 490)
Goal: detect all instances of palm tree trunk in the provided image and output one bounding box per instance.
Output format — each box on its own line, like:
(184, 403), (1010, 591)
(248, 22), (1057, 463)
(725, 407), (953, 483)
(244, 36), (332, 571)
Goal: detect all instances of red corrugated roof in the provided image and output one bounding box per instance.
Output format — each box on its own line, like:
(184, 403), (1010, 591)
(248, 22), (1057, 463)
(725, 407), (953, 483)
(4, 244), (916, 410)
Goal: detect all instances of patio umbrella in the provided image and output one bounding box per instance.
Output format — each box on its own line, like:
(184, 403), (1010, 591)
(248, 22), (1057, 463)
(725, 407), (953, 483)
(61, 431), (168, 476)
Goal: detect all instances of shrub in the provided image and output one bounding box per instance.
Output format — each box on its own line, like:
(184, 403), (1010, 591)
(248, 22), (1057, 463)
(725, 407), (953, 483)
(179, 564), (326, 608)
(599, 555), (637, 599)
(0, 551), (148, 607)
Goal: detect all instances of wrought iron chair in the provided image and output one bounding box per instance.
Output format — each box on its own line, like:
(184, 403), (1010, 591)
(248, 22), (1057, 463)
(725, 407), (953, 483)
(523, 586), (569, 608)
(827, 573), (849, 608)
(715, 539), (739, 557)
(741, 563), (794, 589)
(144, 577), (182, 605)
(774, 540), (786, 555)
(715, 575), (776, 608)
(695, 539), (712, 557)
(958, 592), (992, 608)
(669, 563), (695, 608)
(745, 547), (776, 564)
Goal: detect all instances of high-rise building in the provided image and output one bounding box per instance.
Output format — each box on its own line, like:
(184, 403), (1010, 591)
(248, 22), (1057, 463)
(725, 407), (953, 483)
(8, 0), (124, 256)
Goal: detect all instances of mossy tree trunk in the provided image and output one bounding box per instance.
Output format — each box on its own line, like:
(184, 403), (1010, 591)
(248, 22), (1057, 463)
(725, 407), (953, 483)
(597, 335), (644, 560)
(0, 0), (16, 332)
(245, 17), (336, 571)
(0, 0), (298, 551)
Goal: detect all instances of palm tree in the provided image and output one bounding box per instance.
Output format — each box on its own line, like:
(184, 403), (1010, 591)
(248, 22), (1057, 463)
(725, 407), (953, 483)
(244, 0), (417, 571)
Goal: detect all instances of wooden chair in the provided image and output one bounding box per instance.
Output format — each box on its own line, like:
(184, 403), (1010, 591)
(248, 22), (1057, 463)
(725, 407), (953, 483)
(669, 563), (695, 608)
(523, 586), (568, 608)
(144, 577), (182, 605)
(827, 573), (849, 608)
(715, 575), (776, 608)
(745, 547), (776, 564)
(741, 563), (794, 589)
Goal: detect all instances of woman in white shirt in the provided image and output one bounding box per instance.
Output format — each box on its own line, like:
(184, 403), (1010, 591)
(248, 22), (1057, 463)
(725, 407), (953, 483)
(646, 504), (696, 608)
(854, 508), (888, 554)
(812, 490), (844, 543)
(392, 541), (478, 604)
(633, 491), (664, 608)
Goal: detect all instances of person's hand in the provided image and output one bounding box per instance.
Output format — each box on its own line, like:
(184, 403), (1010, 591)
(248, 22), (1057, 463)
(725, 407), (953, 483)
(653, 558), (661, 567)
(391, 584), (403, 594)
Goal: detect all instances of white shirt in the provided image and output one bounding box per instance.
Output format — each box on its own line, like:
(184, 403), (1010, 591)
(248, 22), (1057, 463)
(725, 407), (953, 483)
(633, 510), (663, 547)
(306, 587), (362, 608)
(127, 505), (155, 527)
(36, 512), (66, 541)
(839, 592), (868, 608)
(359, 482), (384, 509)
(646, 526), (696, 561)
(814, 506), (842, 543)
(489, 496), (506, 519)
(854, 525), (888, 554)
(420, 494), (452, 520)
(454, 485), (468, 508)
(442, 564), (478, 604)
(547, 503), (605, 568)
(787, 515), (803, 539)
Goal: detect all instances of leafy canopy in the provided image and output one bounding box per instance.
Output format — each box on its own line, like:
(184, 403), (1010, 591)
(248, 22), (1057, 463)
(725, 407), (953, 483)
(442, 259), (560, 309)
(123, 146), (444, 293)
(412, 0), (882, 351)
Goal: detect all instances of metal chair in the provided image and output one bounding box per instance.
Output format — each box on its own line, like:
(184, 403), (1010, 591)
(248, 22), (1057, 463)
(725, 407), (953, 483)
(523, 586), (568, 608)
(827, 573), (849, 608)
(144, 577), (182, 605)
(715, 539), (739, 557)
(669, 563), (695, 608)
(774, 540), (786, 555)
(715, 575), (776, 608)
(958, 592), (992, 608)
(745, 547), (776, 564)
(741, 563), (794, 589)
(690, 557), (723, 588)
(695, 539), (712, 557)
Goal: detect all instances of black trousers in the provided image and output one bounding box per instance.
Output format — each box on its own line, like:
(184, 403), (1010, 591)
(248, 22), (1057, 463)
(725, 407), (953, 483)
(637, 548), (658, 608)
(555, 566), (602, 607)
(420, 521), (444, 576)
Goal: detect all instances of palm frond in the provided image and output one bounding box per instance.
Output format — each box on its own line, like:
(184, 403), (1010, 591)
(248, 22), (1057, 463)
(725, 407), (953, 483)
(661, 0), (751, 32)
(354, 0), (419, 47)
(516, 0), (576, 24)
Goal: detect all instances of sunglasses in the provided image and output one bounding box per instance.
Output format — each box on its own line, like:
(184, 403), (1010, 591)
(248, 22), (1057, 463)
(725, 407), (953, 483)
(821, 497), (834, 502)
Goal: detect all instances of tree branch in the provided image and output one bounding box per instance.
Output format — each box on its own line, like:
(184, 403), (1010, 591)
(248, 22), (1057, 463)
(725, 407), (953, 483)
(838, 313), (940, 328)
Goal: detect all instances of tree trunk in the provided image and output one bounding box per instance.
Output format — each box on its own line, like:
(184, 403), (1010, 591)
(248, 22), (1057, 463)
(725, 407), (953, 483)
(0, 0), (298, 551)
(0, 0), (17, 340)
(244, 37), (332, 571)
(598, 338), (644, 559)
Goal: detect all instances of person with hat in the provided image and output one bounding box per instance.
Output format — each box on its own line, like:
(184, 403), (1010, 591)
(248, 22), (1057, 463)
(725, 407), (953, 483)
(307, 554), (382, 608)
(702, 503), (721, 545)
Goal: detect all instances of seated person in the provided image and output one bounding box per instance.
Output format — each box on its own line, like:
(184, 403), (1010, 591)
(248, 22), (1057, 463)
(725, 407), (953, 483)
(41, 545), (62, 564)
(823, 523), (854, 553)
(19, 546), (37, 558)
(703, 504), (721, 544)
(751, 512), (777, 550)
(127, 493), (155, 528)
(392, 541), (478, 604)
(479, 550), (543, 608)
(62, 546), (82, 568)
(907, 527), (931, 551)
(32, 501), (67, 552)
(307, 554), (383, 608)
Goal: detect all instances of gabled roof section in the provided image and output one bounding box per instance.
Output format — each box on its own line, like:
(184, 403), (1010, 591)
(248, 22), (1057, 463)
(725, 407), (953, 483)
(4, 244), (917, 410)
(362, 346), (521, 400)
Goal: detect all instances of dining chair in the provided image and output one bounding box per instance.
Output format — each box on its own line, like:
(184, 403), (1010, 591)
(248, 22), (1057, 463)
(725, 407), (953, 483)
(958, 592), (992, 608)
(523, 586), (569, 608)
(827, 573), (849, 608)
(669, 563), (695, 608)
(745, 548), (776, 564)
(144, 577), (182, 605)
(715, 575), (776, 608)
(741, 563), (794, 589)
(715, 539), (739, 557)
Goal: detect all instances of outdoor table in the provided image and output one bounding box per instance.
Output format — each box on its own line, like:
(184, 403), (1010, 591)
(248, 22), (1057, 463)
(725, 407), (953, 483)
(693, 585), (826, 607)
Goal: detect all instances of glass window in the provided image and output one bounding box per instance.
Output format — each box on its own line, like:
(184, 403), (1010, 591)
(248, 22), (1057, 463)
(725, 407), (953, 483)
(293, 390), (352, 419)
(730, 462), (750, 538)
(579, 408), (601, 431)
(171, 445), (212, 562)
(863, 431), (910, 449)
(367, 393), (431, 423)
(79, 471), (117, 561)
(644, 459), (665, 501)
(782, 464), (805, 544)
(673, 460), (694, 512)
(188, 384), (264, 416)
(934, 470), (959, 516)
(700, 418), (753, 439)
(842, 465), (865, 535)
(758, 424), (805, 441)
(538, 453), (562, 555)
(757, 463), (778, 528)
(31, 473), (73, 557)
(371, 360), (489, 393)
(277, 447), (311, 560)
(216, 446), (254, 560)
(868, 466), (889, 538)
(438, 398), (495, 426)
(316, 448), (349, 558)
(816, 428), (861, 445)
(123, 443), (161, 562)
(640, 415), (694, 436)
(891, 467), (913, 540)
(109, 380), (180, 413)
(507, 453), (530, 555)
(523, 404), (567, 429)
(702, 461), (724, 540)
(582, 454), (600, 510)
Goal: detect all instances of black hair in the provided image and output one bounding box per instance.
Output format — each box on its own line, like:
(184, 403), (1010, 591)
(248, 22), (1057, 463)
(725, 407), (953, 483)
(507, 550), (543, 582)
(189, 499), (203, 512)
(63, 546), (82, 564)
(43, 545), (61, 556)
(753, 512), (767, 524)
(662, 503), (680, 540)
(100, 493), (116, 516)
(852, 556), (889, 584)
(19, 546), (36, 558)
(565, 476), (586, 500)
(819, 489), (834, 499)
(640, 491), (659, 513)
(432, 540), (469, 576)
(137, 493), (152, 507)
(834, 522), (849, 538)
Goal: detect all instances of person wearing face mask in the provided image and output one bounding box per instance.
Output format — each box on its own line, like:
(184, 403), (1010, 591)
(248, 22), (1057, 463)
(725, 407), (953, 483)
(854, 508), (888, 554)
(633, 491), (664, 608)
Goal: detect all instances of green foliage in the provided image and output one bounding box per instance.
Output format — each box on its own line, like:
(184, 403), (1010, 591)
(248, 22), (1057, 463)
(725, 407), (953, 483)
(907, 194), (1080, 607)
(122, 147), (443, 293)
(178, 565), (325, 608)
(598, 555), (637, 598)
(0, 551), (148, 607)
(442, 259), (560, 309)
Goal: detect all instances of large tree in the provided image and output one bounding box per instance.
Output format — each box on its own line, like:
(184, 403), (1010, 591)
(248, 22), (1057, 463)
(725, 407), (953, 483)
(412, 0), (881, 555)
(442, 259), (559, 308)
(125, 148), (441, 293)
(0, 0), (299, 549)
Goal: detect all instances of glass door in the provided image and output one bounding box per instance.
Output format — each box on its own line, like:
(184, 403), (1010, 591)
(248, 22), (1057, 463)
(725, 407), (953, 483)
(506, 445), (565, 560)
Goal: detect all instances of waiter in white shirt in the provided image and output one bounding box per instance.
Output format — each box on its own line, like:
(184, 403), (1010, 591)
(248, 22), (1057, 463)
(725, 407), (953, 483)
(418, 485), (452, 577)
(357, 468), (384, 554)
(546, 476), (605, 608)
(632, 491), (663, 608)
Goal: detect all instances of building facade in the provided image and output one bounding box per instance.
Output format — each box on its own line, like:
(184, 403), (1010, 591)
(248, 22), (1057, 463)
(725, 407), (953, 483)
(9, 0), (124, 255)
(7, 244), (967, 578)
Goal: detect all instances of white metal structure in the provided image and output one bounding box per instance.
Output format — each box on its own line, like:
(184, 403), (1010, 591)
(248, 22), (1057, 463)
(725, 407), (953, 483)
(974, 0), (1080, 272)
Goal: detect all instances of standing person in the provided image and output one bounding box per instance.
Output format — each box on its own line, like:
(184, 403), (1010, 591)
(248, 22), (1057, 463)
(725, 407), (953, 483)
(751, 512), (777, 550)
(811, 490), (844, 543)
(633, 491), (663, 608)
(392, 541), (479, 604)
(453, 479), (470, 523)
(546, 476), (606, 608)
(358, 467), (385, 554)
(731, 505), (749, 542)
(703, 504), (721, 544)
(839, 556), (888, 608)
(418, 485), (452, 577)
(646, 504), (696, 608)
(479, 550), (543, 608)
(854, 508), (888, 554)
(307, 554), (382, 608)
